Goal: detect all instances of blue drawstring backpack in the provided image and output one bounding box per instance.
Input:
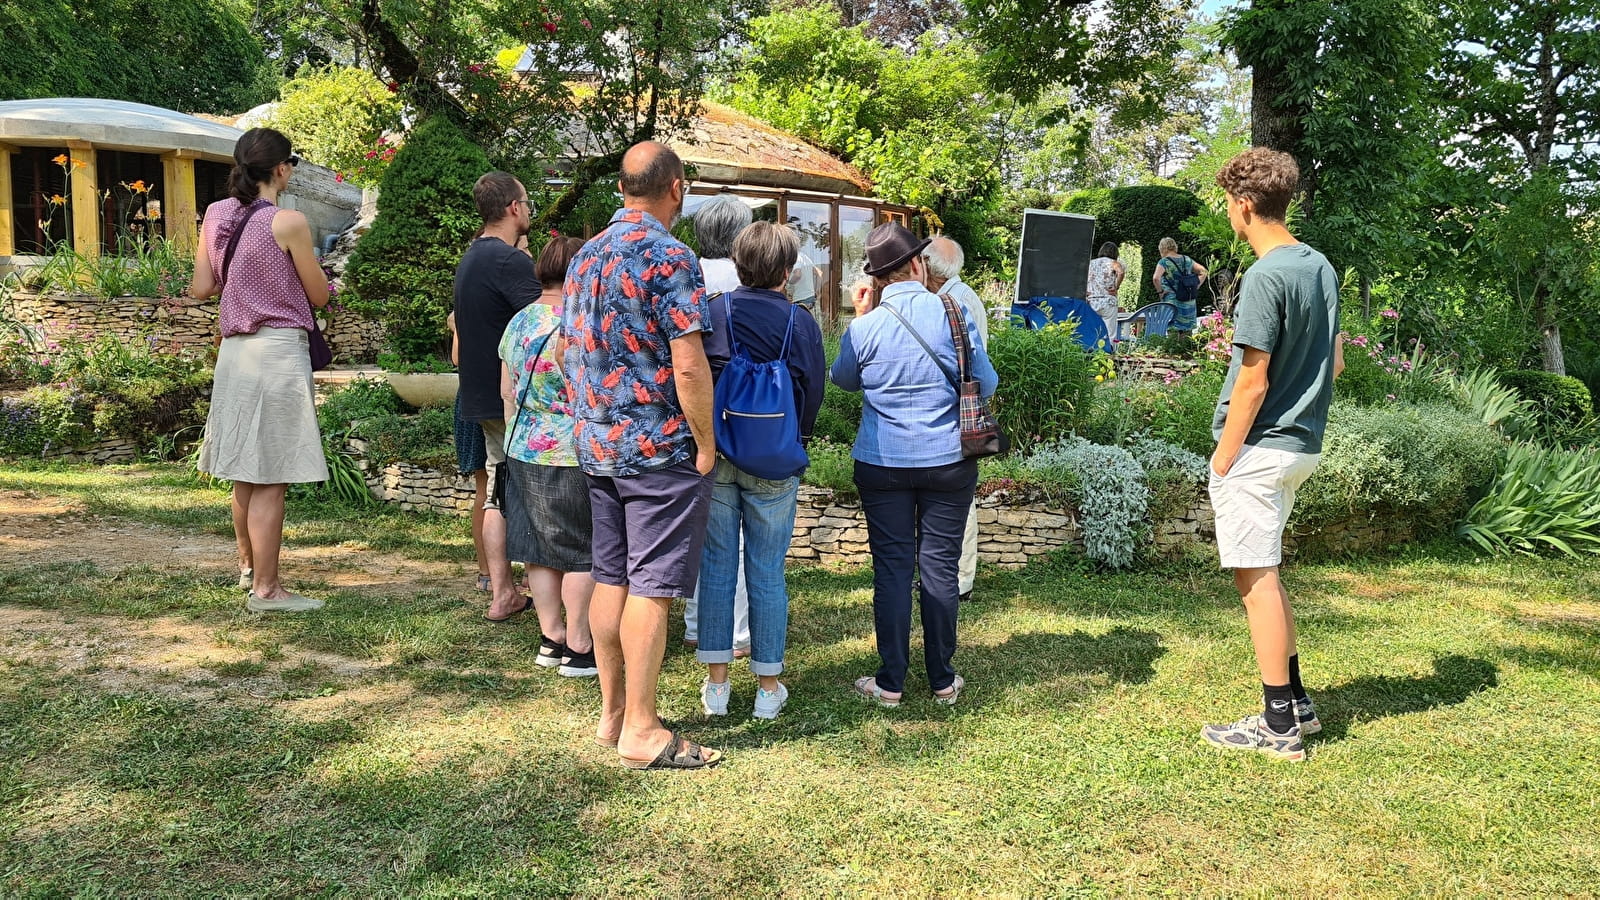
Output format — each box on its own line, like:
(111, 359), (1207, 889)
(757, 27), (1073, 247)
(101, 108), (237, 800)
(712, 296), (808, 480)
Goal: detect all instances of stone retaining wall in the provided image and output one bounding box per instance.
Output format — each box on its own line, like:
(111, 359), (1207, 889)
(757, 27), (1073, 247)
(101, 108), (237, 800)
(13, 435), (142, 465)
(10, 291), (384, 362)
(344, 451), (1410, 565)
(1114, 355), (1201, 382)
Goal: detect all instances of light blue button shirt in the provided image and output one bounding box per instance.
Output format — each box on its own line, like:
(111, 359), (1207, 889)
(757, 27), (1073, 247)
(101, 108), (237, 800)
(830, 280), (1000, 468)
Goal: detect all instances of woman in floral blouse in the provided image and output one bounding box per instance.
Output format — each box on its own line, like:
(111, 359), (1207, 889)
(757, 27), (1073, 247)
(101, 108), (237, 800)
(498, 235), (598, 677)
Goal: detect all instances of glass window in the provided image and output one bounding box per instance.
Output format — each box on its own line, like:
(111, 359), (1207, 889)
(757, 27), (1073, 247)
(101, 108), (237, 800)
(837, 204), (875, 315)
(10, 147), (72, 254)
(785, 199), (830, 314)
(747, 196), (778, 223)
(95, 150), (165, 250)
(194, 160), (230, 225)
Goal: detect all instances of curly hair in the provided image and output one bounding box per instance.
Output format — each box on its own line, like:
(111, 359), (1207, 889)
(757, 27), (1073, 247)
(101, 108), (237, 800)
(1216, 148), (1299, 222)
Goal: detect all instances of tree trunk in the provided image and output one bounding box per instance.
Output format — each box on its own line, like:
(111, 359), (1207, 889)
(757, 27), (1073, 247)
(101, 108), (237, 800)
(1243, 2), (1316, 214)
(1535, 282), (1566, 375)
(1359, 270), (1372, 321)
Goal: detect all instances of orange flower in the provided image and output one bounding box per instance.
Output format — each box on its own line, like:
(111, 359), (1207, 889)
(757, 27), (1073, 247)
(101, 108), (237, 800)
(48, 194), (65, 205)
(126, 180), (148, 193)
(71, 159), (86, 169)
(52, 154), (68, 166)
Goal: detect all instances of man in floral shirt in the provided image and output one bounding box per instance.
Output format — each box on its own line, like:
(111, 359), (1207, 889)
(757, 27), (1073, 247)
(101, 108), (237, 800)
(562, 141), (721, 770)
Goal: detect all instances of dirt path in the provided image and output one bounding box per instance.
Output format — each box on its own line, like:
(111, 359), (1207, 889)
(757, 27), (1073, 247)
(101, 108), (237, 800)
(0, 488), (473, 718)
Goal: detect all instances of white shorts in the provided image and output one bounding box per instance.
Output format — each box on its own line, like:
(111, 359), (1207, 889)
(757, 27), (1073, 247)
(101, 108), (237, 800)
(1208, 444), (1321, 569)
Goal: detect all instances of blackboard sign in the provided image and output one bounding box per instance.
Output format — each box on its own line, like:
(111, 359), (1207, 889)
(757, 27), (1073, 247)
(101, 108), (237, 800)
(1014, 209), (1097, 302)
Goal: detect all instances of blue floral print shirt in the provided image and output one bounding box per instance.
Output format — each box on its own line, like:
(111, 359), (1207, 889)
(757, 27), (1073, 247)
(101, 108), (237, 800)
(561, 208), (711, 477)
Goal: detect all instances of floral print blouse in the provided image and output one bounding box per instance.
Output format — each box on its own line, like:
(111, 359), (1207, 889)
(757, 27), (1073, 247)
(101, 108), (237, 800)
(498, 302), (579, 467)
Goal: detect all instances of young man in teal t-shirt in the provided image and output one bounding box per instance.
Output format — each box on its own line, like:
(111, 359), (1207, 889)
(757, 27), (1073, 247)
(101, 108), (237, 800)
(1202, 148), (1345, 761)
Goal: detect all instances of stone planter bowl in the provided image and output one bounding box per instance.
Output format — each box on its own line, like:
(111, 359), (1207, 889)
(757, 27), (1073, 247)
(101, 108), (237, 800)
(386, 372), (459, 408)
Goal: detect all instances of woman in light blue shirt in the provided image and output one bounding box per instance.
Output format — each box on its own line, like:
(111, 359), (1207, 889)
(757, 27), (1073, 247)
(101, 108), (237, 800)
(830, 223), (997, 709)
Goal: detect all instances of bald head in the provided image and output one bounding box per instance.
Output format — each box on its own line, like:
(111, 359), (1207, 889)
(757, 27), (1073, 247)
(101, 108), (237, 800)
(619, 141), (684, 202)
(923, 235), (964, 283)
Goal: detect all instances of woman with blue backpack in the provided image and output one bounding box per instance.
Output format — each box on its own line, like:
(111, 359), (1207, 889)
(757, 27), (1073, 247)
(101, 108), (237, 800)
(1153, 236), (1209, 334)
(695, 221), (826, 721)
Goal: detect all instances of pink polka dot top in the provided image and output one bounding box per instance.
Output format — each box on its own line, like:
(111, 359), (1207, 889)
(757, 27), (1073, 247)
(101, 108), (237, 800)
(204, 198), (314, 337)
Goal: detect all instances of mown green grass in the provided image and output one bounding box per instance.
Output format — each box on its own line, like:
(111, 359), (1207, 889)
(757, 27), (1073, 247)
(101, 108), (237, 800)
(1, 463), (1598, 896)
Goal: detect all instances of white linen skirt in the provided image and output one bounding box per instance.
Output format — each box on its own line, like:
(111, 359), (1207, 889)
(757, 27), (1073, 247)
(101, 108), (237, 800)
(199, 327), (329, 484)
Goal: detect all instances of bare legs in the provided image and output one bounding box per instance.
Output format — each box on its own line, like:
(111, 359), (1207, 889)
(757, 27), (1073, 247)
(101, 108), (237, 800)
(591, 584), (675, 757)
(1235, 565), (1296, 686)
(482, 503), (521, 619)
(232, 481), (290, 599)
(470, 469), (489, 578)
(527, 565), (595, 652)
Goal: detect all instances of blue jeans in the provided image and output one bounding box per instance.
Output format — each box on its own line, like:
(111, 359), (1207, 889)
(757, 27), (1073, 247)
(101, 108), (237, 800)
(855, 458), (977, 694)
(696, 457), (799, 677)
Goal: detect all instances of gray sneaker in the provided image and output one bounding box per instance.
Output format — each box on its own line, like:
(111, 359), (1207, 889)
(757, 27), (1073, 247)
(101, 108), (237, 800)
(246, 591), (325, 613)
(700, 678), (731, 716)
(238, 568), (253, 591)
(1296, 698), (1322, 735)
(752, 682), (788, 720)
(1201, 714), (1305, 761)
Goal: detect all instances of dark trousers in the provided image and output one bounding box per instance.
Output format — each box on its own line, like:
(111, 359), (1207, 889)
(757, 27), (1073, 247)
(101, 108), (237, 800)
(855, 458), (978, 694)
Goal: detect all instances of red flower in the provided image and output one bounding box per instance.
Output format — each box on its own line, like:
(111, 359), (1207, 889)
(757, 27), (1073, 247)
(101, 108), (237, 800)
(386, 81), (400, 92)
(543, 21), (557, 32)
(335, 173), (345, 183)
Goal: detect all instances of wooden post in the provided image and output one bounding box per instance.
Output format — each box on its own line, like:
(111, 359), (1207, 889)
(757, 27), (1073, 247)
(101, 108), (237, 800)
(0, 142), (14, 257)
(161, 149), (199, 254)
(66, 141), (99, 257)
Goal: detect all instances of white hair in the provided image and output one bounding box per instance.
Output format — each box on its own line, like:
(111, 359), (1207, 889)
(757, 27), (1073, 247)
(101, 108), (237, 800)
(693, 195), (752, 260)
(923, 236), (964, 282)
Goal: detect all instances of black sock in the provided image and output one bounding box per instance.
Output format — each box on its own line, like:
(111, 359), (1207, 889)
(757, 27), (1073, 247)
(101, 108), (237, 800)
(1263, 683), (1296, 733)
(1288, 654), (1308, 702)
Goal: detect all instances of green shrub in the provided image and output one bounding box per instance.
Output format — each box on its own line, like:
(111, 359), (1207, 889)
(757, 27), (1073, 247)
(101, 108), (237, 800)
(351, 407), (456, 469)
(1460, 442), (1600, 558)
(318, 377), (404, 433)
(987, 324), (1096, 448)
(1449, 369), (1531, 430)
(261, 65), (403, 187)
(1496, 369), (1595, 439)
(1060, 185), (1205, 306)
(0, 386), (90, 456)
(344, 116), (491, 363)
(803, 438), (856, 497)
(1023, 437), (1146, 568)
(1294, 402), (1501, 536)
(813, 380), (863, 446)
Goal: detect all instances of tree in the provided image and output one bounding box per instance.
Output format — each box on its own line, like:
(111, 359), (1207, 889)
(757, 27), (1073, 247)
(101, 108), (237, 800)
(0, 0), (275, 113)
(1436, 0), (1600, 373)
(1062, 185), (1203, 305)
(260, 66), (404, 187)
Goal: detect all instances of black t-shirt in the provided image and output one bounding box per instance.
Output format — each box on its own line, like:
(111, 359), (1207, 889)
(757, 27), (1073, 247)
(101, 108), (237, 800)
(453, 237), (540, 420)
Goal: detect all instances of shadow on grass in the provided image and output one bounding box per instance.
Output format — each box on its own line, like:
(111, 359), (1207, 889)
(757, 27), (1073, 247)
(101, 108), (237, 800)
(1, 663), (615, 895)
(1313, 654), (1499, 742)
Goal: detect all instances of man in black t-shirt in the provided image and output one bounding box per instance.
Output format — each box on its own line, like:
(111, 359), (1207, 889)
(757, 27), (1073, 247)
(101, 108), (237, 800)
(453, 171), (540, 622)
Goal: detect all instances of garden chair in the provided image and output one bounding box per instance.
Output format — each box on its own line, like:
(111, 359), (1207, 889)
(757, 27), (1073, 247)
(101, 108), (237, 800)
(1010, 296), (1109, 351)
(1116, 302), (1178, 343)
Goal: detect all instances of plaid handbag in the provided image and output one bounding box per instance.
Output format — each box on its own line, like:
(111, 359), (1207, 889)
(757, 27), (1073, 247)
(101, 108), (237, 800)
(936, 293), (1008, 458)
(881, 293), (1008, 459)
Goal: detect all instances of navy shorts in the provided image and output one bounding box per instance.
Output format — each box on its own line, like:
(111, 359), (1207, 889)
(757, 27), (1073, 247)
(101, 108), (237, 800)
(587, 458), (713, 599)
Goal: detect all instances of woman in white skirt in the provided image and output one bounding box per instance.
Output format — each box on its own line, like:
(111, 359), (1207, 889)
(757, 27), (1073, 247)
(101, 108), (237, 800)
(189, 127), (331, 613)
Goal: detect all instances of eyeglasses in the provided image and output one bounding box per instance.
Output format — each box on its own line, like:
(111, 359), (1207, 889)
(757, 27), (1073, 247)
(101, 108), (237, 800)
(514, 198), (535, 212)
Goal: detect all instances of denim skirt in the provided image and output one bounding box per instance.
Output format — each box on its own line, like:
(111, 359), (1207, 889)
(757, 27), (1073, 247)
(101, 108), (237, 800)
(503, 458), (592, 572)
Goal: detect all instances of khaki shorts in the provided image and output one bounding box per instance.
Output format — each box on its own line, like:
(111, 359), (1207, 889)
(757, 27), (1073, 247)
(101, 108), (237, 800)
(1208, 444), (1321, 569)
(479, 419), (508, 511)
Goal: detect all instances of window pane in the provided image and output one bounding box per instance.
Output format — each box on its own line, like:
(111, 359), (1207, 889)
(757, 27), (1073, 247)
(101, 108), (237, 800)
(785, 199), (830, 311)
(11, 147), (72, 254)
(96, 150), (165, 250)
(837, 205), (875, 315)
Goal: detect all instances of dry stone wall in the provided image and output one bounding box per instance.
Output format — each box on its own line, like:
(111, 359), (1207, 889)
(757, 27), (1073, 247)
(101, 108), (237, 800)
(11, 292), (384, 362)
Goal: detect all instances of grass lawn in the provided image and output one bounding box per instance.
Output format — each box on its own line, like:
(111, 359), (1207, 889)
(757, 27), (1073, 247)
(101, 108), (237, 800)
(1, 463), (1597, 896)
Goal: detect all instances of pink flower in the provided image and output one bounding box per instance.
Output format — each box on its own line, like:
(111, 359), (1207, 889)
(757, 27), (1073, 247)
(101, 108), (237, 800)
(542, 21), (557, 32)
(1381, 309), (1400, 320)
(334, 173), (344, 183)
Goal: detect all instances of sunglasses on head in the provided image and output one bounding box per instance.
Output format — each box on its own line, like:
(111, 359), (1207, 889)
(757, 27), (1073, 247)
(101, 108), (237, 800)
(283, 154), (301, 168)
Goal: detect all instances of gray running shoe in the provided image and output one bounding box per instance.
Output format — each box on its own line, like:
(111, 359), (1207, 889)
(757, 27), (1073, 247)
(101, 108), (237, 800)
(1201, 714), (1305, 761)
(238, 568), (253, 590)
(1296, 698), (1322, 735)
(246, 591), (324, 613)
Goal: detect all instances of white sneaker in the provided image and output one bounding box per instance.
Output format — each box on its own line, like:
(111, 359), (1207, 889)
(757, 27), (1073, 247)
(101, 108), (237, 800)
(246, 591), (324, 613)
(238, 568), (253, 590)
(752, 682), (788, 720)
(700, 678), (731, 716)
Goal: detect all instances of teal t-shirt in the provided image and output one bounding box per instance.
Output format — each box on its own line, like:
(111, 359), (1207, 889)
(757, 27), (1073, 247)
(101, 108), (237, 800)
(1211, 243), (1340, 454)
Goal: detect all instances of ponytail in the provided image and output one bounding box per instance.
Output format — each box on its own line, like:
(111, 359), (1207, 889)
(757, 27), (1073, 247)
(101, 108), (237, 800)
(229, 127), (293, 204)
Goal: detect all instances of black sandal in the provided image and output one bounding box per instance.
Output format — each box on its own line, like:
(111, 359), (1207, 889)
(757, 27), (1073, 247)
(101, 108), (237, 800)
(620, 730), (722, 770)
